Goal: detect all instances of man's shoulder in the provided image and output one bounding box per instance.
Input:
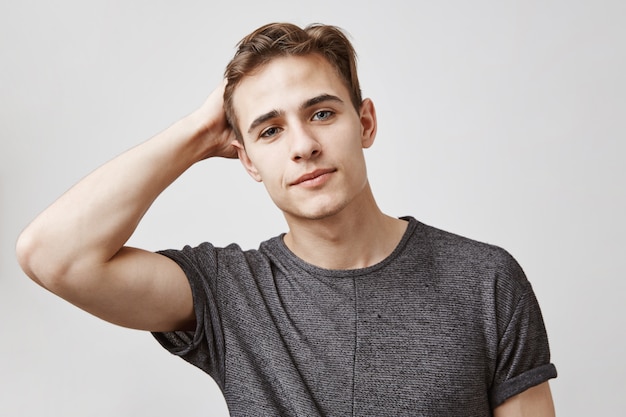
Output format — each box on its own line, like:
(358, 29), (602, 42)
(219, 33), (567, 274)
(407, 217), (509, 256)
(158, 240), (271, 271)
(405, 217), (526, 284)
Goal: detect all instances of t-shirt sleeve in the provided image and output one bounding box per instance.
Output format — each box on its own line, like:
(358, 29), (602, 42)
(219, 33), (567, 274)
(489, 253), (557, 407)
(151, 243), (226, 389)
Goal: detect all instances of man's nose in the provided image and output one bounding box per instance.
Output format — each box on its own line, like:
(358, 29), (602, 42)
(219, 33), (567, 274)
(290, 124), (321, 161)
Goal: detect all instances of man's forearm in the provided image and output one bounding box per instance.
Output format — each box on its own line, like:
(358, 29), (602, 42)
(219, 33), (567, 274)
(17, 106), (224, 287)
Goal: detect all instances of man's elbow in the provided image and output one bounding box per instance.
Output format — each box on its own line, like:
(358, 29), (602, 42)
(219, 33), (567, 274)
(15, 227), (72, 291)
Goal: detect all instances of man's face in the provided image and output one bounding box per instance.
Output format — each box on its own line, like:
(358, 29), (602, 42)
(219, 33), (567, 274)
(232, 54), (377, 222)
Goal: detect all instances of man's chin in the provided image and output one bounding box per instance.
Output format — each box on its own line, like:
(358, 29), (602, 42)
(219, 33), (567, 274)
(282, 203), (346, 223)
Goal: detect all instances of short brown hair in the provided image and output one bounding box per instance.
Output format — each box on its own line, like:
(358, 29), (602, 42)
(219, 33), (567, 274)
(224, 22), (362, 141)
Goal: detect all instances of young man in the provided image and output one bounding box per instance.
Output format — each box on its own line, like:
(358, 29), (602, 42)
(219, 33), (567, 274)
(16, 23), (557, 416)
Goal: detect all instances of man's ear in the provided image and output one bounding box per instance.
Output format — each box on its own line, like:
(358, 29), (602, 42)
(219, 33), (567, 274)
(232, 140), (262, 182)
(359, 98), (377, 149)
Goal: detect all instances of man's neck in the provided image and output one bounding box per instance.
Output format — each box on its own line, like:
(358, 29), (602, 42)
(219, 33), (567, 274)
(282, 186), (408, 270)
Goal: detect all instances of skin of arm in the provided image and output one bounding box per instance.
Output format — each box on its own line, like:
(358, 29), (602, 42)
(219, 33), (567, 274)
(493, 382), (556, 417)
(15, 83), (237, 332)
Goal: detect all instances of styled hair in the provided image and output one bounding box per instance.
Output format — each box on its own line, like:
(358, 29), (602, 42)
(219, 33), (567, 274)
(224, 22), (362, 141)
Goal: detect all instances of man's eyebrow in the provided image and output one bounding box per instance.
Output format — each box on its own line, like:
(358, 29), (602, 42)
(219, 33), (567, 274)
(301, 94), (344, 110)
(248, 109), (283, 134)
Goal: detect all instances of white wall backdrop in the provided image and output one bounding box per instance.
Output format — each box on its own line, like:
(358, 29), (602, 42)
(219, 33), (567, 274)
(1, 1), (624, 415)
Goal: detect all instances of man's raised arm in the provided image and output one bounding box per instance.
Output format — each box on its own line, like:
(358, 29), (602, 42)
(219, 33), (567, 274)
(16, 83), (237, 332)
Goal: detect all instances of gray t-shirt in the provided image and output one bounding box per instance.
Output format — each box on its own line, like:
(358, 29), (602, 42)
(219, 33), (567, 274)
(154, 217), (556, 416)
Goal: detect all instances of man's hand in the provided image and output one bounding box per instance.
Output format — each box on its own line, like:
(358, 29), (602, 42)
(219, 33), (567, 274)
(191, 80), (239, 160)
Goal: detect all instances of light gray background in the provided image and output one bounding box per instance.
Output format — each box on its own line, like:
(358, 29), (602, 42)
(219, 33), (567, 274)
(1, 1), (624, 416)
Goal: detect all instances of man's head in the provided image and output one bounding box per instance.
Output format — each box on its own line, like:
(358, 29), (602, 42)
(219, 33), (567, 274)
(224, 22), (362, 141)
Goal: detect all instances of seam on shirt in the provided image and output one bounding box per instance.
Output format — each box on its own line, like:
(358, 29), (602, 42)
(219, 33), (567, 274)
(351, 277), (358, 417)
(497, 282), (529, 354)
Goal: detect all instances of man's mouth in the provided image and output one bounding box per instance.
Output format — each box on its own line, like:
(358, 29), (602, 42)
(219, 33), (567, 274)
(291, 168), (336, 186)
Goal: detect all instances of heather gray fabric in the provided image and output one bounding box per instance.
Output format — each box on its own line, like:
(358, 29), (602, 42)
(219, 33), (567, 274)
(153, 217), (556, 416)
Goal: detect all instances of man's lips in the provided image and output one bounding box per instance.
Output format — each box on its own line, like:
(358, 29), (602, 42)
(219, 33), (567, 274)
(290, 168), (336, 186)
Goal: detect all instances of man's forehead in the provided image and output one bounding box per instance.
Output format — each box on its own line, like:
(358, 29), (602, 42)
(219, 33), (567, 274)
(231, 55), (347, 117)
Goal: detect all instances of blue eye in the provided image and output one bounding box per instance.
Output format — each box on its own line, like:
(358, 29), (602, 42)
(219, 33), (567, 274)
(260, 126), (281, 138)
(312, 110), (334, 121)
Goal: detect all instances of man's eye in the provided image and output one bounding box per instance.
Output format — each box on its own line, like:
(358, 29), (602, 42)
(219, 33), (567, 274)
(260, 127), (281, 138)
(312, 110), (334, 121)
